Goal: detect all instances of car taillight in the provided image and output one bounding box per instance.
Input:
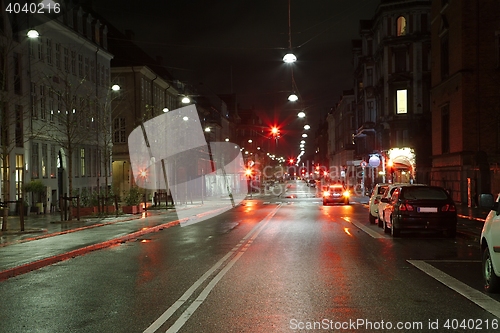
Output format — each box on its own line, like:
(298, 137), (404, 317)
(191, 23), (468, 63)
(441, 204), (456, 212)
(399, 202), (414, 211)
(323, 191), (330, 197)
(374, 198), (380, 204)
(343, 191), (350, 197)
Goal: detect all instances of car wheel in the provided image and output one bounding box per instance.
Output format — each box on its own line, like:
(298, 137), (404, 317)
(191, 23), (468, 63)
(369, 213), (376, 224)
(323, 200), (327, 206)
(345, 199), (349, 205)
(390, 216), (400, 237)
(482, 247), (500, 293)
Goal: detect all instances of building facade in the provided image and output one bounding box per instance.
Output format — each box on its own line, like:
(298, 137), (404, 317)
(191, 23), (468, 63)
(1, 5), (113, 214)
(110, 66), (180, 198)
(430, 0), (500, 204)
(351, 0), (432, 189)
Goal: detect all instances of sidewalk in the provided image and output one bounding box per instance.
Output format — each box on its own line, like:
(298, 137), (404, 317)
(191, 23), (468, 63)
(0, 199), (238, 281)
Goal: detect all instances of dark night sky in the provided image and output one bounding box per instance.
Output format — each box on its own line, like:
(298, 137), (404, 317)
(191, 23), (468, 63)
(89, 0), (379, 157)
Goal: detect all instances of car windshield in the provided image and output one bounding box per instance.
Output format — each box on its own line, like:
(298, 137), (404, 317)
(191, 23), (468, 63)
(401, 187), (448, 200)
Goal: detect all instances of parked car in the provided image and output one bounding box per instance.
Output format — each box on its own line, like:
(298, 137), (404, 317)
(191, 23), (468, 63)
(368, 183), (389, 224)
(380, 185), (457, 237)
(377, 184), (401, 228)
(479, 193), (500, 293)
(323, 184), (350, 205)
(378, 183), (429, 229)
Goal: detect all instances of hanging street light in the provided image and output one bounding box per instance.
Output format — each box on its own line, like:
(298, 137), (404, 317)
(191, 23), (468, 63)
(288, 93), (298, 102)
(283, 53), (297, 63)
(27, 29), (39, 38)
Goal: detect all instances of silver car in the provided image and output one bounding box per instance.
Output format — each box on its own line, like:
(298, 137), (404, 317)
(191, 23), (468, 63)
(368, 183), (389, 224)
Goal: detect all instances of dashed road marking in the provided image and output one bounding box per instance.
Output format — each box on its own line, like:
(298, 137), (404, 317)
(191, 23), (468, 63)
(341, 216), (388, 239)
(144, 205), (282, 333)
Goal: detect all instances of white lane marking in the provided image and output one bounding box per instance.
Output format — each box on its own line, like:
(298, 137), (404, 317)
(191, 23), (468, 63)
(408, 260), (500, 319)
(143, 204), (281, 333)
(165, 205), (279, 333)
(341, 217), (386, 239)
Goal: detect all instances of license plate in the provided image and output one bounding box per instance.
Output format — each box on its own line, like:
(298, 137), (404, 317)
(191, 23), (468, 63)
(418, 207), (437, 213)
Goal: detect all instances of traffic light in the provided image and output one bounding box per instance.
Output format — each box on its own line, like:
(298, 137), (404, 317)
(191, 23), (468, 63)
(245, 168), (252, 177)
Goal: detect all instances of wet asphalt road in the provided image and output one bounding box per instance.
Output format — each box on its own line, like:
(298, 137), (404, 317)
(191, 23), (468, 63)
(1, 181), (499, 333)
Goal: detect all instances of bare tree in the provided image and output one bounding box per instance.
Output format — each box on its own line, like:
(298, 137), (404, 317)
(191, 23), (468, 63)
(35, 66), (97, 219)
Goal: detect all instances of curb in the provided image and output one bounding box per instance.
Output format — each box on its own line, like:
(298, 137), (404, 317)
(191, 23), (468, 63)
(0, 218), (181, 282)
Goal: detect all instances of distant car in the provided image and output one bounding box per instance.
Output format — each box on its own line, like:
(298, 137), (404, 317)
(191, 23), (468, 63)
(368, 183), (389, 224)
(480, 193), (500, 293)
(323, 184), (349, 205)
(380, 185), (457, 237)
(308, 179), (317, 188)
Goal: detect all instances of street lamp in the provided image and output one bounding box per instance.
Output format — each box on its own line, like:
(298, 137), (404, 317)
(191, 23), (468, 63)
(288, 93), (298, 102)
(283, 53), (297, 63)
(27, 29), (39, 38)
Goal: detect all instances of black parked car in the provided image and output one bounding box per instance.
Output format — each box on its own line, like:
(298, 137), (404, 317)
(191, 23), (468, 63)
(380, 185), (457, 237)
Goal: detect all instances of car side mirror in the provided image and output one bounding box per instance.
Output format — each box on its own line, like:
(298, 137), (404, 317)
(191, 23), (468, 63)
(381, 198), (390, 203)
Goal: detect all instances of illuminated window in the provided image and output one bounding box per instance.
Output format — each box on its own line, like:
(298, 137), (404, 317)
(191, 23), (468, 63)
(15, 154), (23, 200)
(396, 89), (407, 114)
(42, 144), (47, 178)
(397, 16), (407, 36)
(50, 145), (56, 178)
